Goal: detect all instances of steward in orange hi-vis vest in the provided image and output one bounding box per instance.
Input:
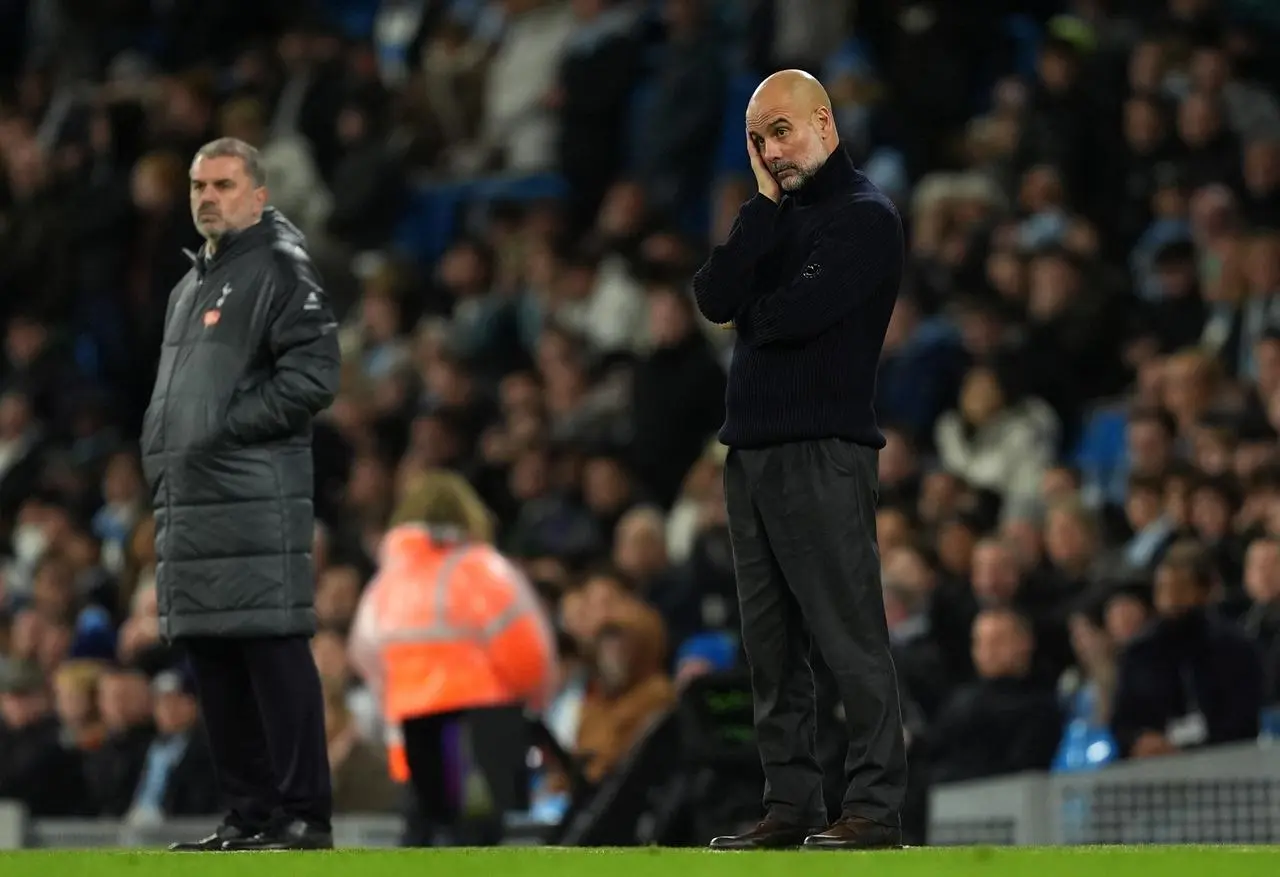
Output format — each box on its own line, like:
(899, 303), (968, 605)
(349, 471), (557, 789)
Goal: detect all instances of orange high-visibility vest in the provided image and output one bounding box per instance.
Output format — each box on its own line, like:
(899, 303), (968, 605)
(349, 525), (556, 783)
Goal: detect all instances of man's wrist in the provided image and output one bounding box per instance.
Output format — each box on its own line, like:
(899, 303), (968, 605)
(745, 192), (780, 213)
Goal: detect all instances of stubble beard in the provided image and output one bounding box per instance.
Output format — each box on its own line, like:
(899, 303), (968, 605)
(775, 157), (818, 192)
(780, 170), (811, 192)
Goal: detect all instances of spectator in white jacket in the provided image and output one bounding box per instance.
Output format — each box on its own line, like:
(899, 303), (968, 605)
(217, 97), (332, 240)
(475, 0), (575, 173)
(935, 361), (1060, 508)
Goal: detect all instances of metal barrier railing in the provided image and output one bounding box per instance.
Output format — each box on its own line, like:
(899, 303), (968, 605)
(5, 742), (1277, 848)
(928, 740), (1280, 845)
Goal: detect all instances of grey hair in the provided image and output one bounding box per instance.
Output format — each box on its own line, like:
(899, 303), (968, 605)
(192, 137), (267, 188)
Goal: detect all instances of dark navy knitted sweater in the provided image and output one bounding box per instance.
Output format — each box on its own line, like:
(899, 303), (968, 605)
(692, 146), (903, 450)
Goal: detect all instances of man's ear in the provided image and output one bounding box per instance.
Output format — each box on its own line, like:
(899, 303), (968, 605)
(814, 106), (834, 137)
(255, 185), (269, 214)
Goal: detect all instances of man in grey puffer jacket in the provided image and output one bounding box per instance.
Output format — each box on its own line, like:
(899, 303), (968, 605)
(141, 137), (340, 852)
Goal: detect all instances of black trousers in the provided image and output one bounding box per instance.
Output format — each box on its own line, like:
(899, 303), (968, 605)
(724, 438), (907, 827)
(401, 705), (529, 846)
(183, 635), (333, 833)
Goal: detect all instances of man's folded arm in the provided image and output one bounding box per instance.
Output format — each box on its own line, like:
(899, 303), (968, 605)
(737, 200), (900, 345)
(692, 194), (781, 324)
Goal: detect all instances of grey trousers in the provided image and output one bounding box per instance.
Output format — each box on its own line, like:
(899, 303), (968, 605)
(724, 438), (907, 827)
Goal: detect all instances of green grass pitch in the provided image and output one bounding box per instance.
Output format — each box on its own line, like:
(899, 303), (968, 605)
(0, 846), (1278, 877)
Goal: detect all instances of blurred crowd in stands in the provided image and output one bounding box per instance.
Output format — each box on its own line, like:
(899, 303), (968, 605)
(2, 0), (1280, 845)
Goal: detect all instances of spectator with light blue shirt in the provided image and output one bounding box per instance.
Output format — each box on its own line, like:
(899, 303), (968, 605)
(529, 631), (589, 824)
(124, 668), (218, 825)
(1053, 603), (1119, 773)
(1119, 474), (1178, 574)
(89, 450), (146, 581)
(1235, 230), (1280, 381)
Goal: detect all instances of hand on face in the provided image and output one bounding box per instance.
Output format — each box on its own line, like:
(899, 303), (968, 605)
(746, 131), (782, 203)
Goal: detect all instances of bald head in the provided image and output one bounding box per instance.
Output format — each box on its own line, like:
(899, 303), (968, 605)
(749, 70), (833, 117)
(745, 70), (838, 193)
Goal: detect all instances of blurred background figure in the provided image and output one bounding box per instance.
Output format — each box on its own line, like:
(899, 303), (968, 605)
(349, 470), (556, 846)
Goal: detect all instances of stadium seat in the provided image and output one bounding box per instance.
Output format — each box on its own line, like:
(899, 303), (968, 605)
(470, 173), (567, 204)
(393, 184), (462, 265)
(393, 174), (568, 265)
(325, 0), (379, 41)
(1072, 403), (1129, 493)
(713, 72), (759, 179)
(623, 78), (661, 174)
(1004, 15), (1043, 81)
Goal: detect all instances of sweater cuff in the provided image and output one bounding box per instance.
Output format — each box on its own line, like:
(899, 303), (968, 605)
(736, 193), (780, 246)
(742, 192), (780, 221)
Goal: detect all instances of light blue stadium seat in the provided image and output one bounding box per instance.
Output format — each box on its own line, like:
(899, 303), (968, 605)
(470, 173), (567, 203)
(972, 15), (1041, 114)
(624, 78), (660, 174)
(1005, 14), (1042, 81)
(393, 174), (567, 265)
(325, 0), (379, 41)
(714, 72), (758, 178)
(392, 185), (460, 264)
(1072, 404), (1128, 491)
(1261, 705), (1280, 739)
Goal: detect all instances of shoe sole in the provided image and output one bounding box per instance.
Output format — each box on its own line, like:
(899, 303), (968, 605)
(803, 843), (907, 851)
(225, 844), (335, 850)
(223, 845), (335, 852)
(709, 844), (910, 852)
(709, 828), (828, 851)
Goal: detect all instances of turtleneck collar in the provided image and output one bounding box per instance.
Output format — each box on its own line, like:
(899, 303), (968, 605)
(789, 143), (859, 207)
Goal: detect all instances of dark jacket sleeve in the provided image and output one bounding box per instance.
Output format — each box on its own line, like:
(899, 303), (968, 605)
(1006, 694), (1065, 773)
(918, 685), (971, 764)
(691, 194), (781, 324)
(1210, 635), (1264, 744)
(738, 198), (901, 345)
(225, 259), (341, 445)
(1110, 645), (1157, 757)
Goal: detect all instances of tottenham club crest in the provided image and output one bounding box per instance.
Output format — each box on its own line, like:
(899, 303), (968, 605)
(204, 283), (232, 327)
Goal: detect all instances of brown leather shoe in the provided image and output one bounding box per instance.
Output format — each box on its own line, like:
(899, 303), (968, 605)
(710, 817), (827, 850)
(803, 814), (903, 850)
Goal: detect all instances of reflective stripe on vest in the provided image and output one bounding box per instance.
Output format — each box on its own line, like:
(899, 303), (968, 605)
(384, 723), (408, 783)
(372, 543), (541, 644)
(372, 542), (471, 640)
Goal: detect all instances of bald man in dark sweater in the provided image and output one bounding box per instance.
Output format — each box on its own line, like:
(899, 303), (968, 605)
(695, 70), (906, 851)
